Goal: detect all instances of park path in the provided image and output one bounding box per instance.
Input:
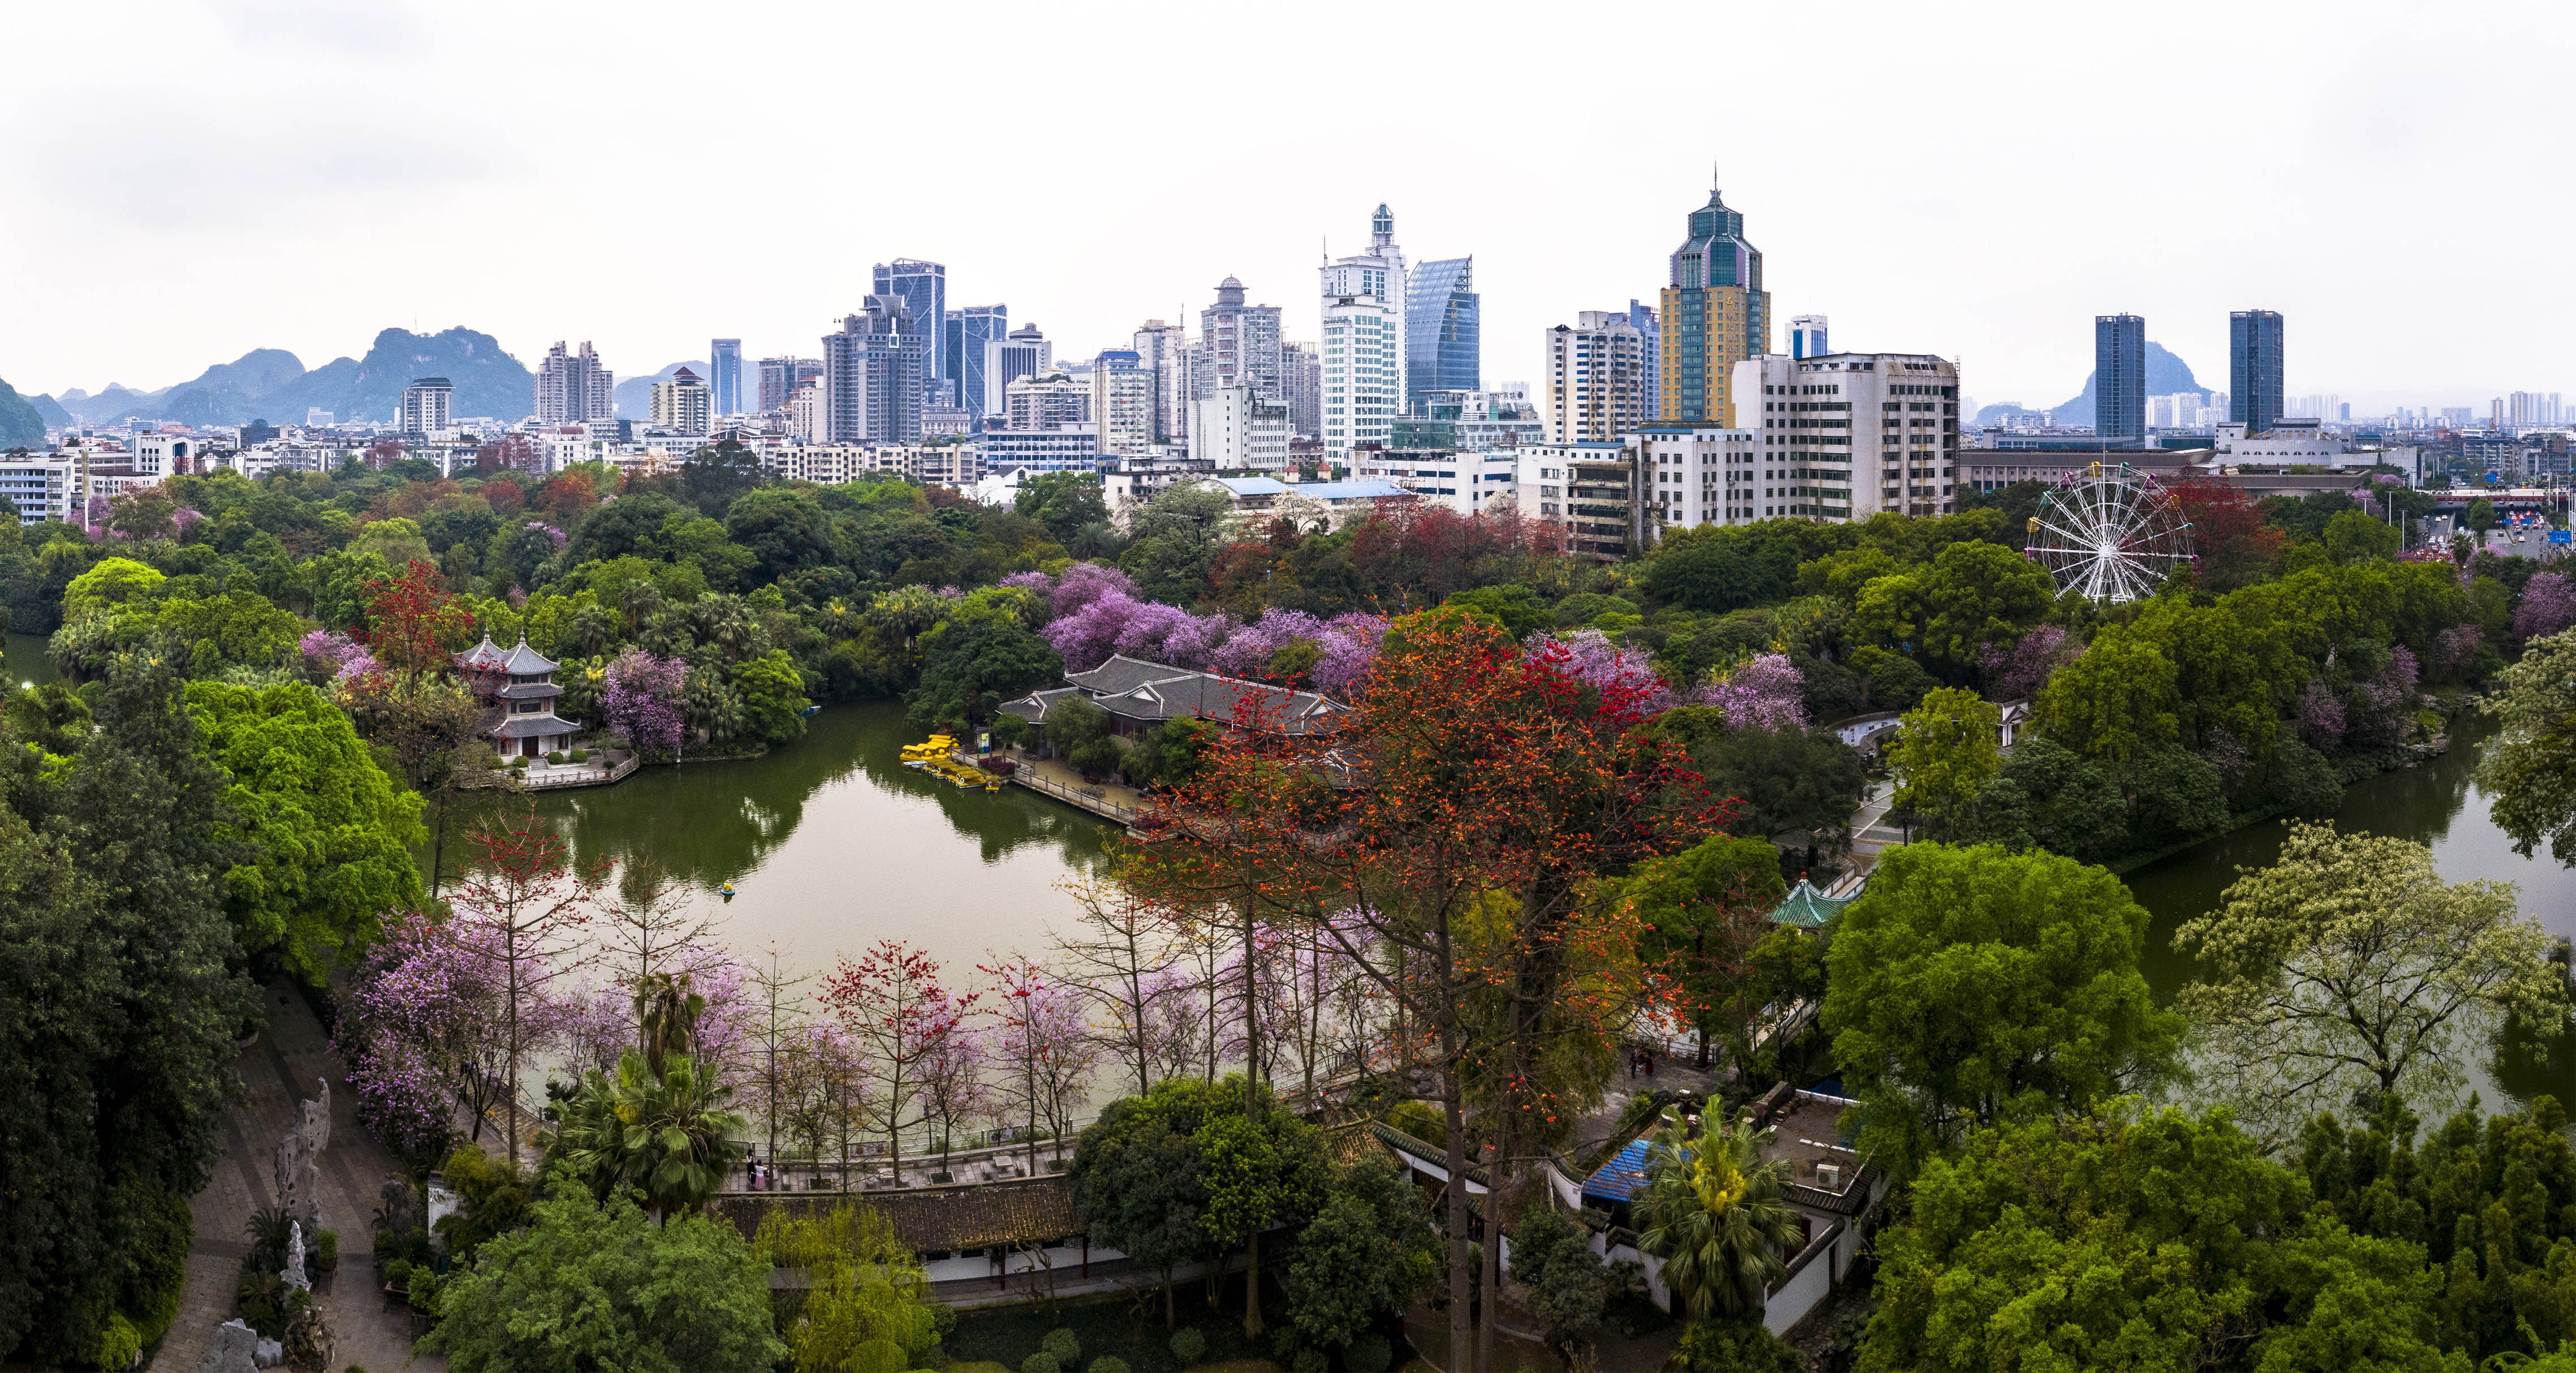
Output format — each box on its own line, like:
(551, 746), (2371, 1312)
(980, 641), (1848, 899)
(150, 979), (442, 1372)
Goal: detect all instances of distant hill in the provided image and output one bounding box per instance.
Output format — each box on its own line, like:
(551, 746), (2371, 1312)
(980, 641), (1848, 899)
(0, 378), (42, 447)
(49, 329), (538, 429)
(28, 393), (72, 430)
(615, 361), (706, 420)
(2044, 342), (2209, 428)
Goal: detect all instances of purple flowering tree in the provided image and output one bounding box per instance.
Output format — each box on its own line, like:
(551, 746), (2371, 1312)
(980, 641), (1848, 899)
(1699, 652), (1807, 731)
(299, 629), (380, 684)
(339, 912), (514, 1162)
(1310, 614), (1388, 695)
(1530, 629), (1679, 716)
(600, 649), (686, 756)
(1206, 609), (1330, 679)
(1974, 624), (2077, 703)
(2434, 623), (2486, 673)
(1050, 562), (1138, 617)
(2296, 681), (2348, 752)
(2517, 573), (2576, 641)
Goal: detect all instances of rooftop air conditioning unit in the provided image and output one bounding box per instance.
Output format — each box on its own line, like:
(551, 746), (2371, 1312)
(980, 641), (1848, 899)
(1815, 1163), (1843, 1190)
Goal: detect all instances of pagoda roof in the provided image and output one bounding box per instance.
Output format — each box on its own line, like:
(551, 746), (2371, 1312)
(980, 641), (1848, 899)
(1769, 877), (1854, 930)
(460, 633), (560, 677)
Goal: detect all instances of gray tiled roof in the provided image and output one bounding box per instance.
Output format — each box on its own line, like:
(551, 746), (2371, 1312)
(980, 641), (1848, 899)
(489, 715), (577, 739)
(1059, 656), (1341, 732)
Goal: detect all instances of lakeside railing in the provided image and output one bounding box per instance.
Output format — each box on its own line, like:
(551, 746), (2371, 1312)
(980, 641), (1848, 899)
(516, 754), (640, 790)
(1001, 763), (1138, 823)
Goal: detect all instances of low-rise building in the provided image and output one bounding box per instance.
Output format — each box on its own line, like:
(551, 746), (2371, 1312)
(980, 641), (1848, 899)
(1737, 351), (1962, 519)
(1511, 442), (1633, 560)
(1190, 385), (1291, 472)
(1349, 447), (1520, 515)
(1208, 475), (1411, 531)
(459, 634), (579, 761)
(999, 654), (1345, 740)
(0, 454), (75, 524)
(980, 427), (1102, 474)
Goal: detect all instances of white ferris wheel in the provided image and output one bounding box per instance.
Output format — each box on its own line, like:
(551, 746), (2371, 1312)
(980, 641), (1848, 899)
(2023, 463), (2197, 603)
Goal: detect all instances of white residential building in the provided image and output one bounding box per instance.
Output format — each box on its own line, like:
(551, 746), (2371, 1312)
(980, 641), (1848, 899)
(1350, 449), (1520, 515)
(2214, 419), (2345, 463)
(1544, 313), (1648, 444)
(1006, 373), (1090, 431)
(1736, 352), (1962, 520)
(1091, 351), (1154, 458)
(0, 454), (75, 524)
(649, 367), (713, 436)
(1319, 205), (1408, 465)
(1194, 276), (1285, 403)
(983, 326), (1051, 418)
(1189, 385), (1291, 472)
(980, 427), (1101, 474)
(535, 342), (615, 424)
(400, 377), (453, 436)
(1132, 320), (1190, 451)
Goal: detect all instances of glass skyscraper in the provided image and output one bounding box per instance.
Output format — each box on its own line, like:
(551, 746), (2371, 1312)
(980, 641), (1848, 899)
(871, 259), (948, 386)
(708, 338), (742, 416)
(1405, 257), (1479, 401)
(2094, 314), (2146, 441)
(944, 305), (1008, 427)
(2230, 309), (2284, 433)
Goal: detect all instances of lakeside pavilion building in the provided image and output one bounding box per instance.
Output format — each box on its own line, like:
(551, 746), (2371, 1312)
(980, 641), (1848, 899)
(459, 633), (579, 759)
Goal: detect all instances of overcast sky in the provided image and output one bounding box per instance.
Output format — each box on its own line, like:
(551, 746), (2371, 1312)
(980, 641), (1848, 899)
(6, 0), (2568, 415)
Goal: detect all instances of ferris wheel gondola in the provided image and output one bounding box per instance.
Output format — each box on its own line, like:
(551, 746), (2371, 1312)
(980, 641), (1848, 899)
(2023, 462), (2197, 603)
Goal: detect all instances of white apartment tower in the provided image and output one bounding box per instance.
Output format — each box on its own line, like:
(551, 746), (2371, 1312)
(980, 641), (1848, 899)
(1190, 385), (1292, 472)
(822, 299), (926, 444)
(1131, 320), (1190, 450)
(650, 367), (713, 436)
(535, 342), (615, 424)
(1320, 205), (1408, 464)
(399, 377), (452, 435)
(984, 325), (1051, 419)
(1195, 276), (1285, 402)
(1544, 313), (1646, 444)
(1090, 351), (1155, 457)
(1734, 352), (1962, 520)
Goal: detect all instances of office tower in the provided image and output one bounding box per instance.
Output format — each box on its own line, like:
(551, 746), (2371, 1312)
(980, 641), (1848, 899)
(2095, 314), (2146, 441)
(708, 339), (742, 416)
(535, 341), (615, 423)
(1544, 312), (1647, 443)
(1196, 276), (1285, 401)
(1190, 385), (1292, 471)
(985, 325), (1051, 418)
(1321, 205), (1409, 463)
(1281, 342), (1322, 440)
(650, 367), (713, 436)
(1132, 320), (1189, 447)
(1091, 351), (1154, 456)
(399, 377), (452, 434)
(1405, 256), (1479, 399)
(2230, 309), (2285, 433)
(1790, 315), (1829, 360)
(821, 298), (926, 443)
(1738, 351), (1961, 519)
(1625, 300), (1660, 415)
(1659, 173), (1770, 426)
(945, 305), (1008, 427)
(871, 259), (947, 387)
(757, 356), (822, 411)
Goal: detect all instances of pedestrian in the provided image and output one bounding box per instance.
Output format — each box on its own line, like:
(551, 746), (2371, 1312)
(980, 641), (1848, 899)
(1643, 1047), (1656, 1078)
(1626, 1048), (1638, 1081)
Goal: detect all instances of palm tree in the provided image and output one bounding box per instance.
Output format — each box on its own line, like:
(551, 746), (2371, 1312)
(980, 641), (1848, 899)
(1632, 1111), (1803, 1322)
(542, 1049), (745, 1219)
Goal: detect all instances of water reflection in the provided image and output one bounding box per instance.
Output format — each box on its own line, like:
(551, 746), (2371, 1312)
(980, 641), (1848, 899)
(2125, 711), (2576, 1112)
(450, 700), (1116, 984)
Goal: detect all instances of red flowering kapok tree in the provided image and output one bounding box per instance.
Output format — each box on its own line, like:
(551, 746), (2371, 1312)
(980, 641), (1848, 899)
(1116, 608), (1720, 1361)
(824, 940), (977, 1187)
(363, 559), (478, 675)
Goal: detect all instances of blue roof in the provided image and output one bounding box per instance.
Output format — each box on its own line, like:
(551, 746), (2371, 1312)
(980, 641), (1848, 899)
(1216, 476), (1288, 496)
(1293, 480), (1409, 500)
(1582, 1137), (1655, 1204)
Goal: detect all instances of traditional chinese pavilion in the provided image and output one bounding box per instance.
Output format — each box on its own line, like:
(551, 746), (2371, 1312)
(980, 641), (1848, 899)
(459, 633), (579, 759)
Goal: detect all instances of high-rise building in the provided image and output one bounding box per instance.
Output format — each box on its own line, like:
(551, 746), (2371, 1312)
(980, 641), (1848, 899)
(821, 298), (926, 444)
(1196, 276), (1285, 403)
(1004, 372), (1090, 431)
(650, 367), (713, 436)
(708, 339), (743, 416)
(985, 325), (1051, 418)
(1405, 257), (1479, 399)
(945, 305), (1008, 428)
(2230, 309), (2285, 434)
(399, 377), (452, 435)
(1320, 205), (1409, 464)
(1737, 351), (1961, 520)
(1132, 320), (1190, 448)
(1190, 385), (1292, 471)
(1544, 313), (1647, 443)
(2095, 314), (2146, 442)
(1091, 350), (1154, 457)
(758, 357), (823, 412)
(1659, 174), (1770, 427)
(535, 342), (615, 424)
(1790, 315), (1829, 360)
(1625, 301), (1661, 414)
(1281, 342), (1322, 441)
(871, 259), (947, 386)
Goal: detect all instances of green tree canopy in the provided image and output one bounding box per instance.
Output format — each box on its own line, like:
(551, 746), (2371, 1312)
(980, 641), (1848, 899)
(1281, 1155), (1438, 1352)
(2035, 628), (2180, 762)
(421, 1177), (785, 1373)
(1822, 842), (2182, 1173)
(1686, 721), (1867, 845)
(1013, 471), (1111, 546)
(908, 614), (1062, 731)
(1625, 833), (1787, 1068)
(1887, 687), (2001, 840)
(185, 680), (425, 978)
(2480, 628), (2576, 866)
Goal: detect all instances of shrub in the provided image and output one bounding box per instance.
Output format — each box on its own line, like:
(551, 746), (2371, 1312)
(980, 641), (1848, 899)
(316, 1228), (339, 1273)
(1345, 1333), (1393, 1373)
(1089, 1360), (1130, 1373)
(1292, 1349), (1328, 1373)
(1021, 1355), (1060, 1373)
(1041, 1329), (1081, 1366)
(546, 751), (566, 764)
(1170, 1328), (1207, 1364)
(88, 1311), (140, 1371)
(508, 754), (530, 769)
(569, 748), (589, 762)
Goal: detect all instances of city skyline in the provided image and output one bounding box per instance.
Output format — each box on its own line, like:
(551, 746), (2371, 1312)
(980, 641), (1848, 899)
(4, 2), (2571, 414)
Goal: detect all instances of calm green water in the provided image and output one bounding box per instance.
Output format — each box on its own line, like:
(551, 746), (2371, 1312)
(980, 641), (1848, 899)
(4, 634), (55, 688)
(2125, 711), (2576, 1111)
(449, 700), (1116, 985)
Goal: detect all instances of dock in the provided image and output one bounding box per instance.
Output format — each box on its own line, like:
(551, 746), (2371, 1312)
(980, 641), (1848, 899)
(969, 750), (1141, 825)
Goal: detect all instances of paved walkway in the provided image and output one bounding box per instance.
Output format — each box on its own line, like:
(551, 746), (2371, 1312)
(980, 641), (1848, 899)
(151, 980), (442, 1372)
